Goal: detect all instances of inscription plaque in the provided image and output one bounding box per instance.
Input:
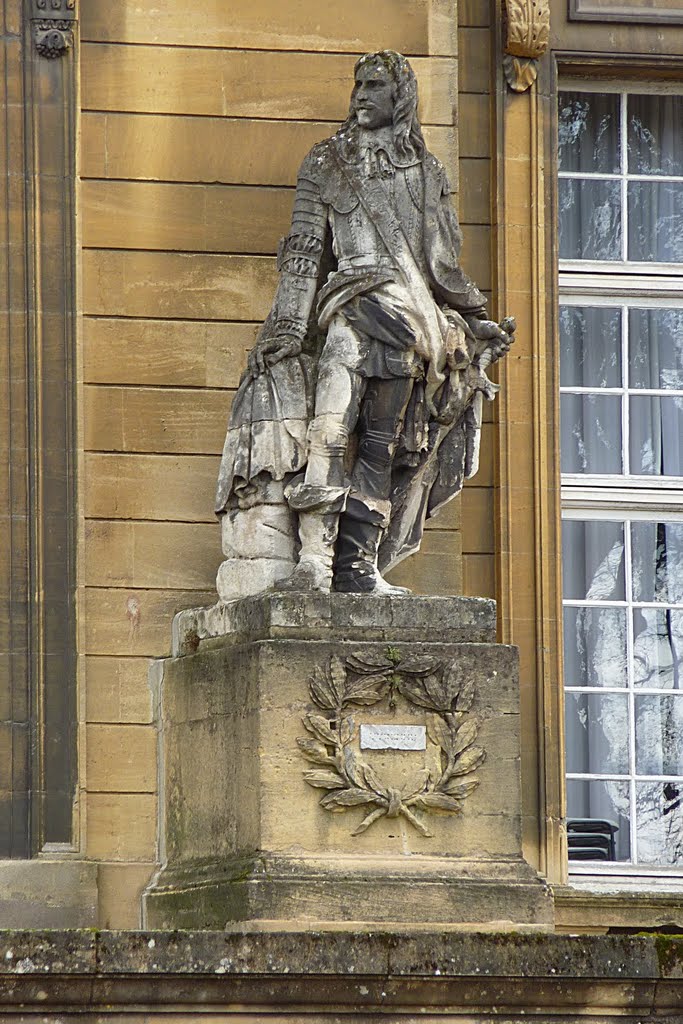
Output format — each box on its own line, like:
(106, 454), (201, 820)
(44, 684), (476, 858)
(360, 724), (427, 751)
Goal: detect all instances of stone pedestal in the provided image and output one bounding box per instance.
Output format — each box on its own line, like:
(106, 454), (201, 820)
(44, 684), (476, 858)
(143, 594), (553, 930)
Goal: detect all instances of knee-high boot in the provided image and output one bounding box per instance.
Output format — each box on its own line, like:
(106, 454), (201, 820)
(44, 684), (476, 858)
(334, 498), (410, 595)
(274, 483), (347, 592)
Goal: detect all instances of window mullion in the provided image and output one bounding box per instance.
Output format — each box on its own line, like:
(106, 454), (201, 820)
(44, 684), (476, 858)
(624, 520), (638, 864)
(622, 305), (629, 475)
(621, 92), (628, 262)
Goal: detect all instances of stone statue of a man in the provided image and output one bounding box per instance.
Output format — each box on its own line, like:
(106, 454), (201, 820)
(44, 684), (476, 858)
(215, 50), (513, 600)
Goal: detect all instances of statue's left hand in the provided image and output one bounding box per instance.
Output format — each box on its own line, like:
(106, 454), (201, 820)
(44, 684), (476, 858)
(465, 316), (515, 362)
(248, 334), (303, 377)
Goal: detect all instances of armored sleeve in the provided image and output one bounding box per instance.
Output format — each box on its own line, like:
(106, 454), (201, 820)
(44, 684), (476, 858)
(272, 162), (329, 339)
(424, 159), (488, 317)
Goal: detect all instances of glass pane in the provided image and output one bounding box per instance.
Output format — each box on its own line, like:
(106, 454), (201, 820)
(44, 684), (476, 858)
(560, 306), (622, 388)
(631, 521), (683, 603)
(628, 181), (683, 263)
(629, 308), (683, 390)
(628, 94), (683, 176)
(562, 520), (625, 601)
(633, 608), (683, 690)
(636, 696), (683, 776)
(561, 393), (623, 474)
(629, 395), (683, 476)
(559, 91), (620, 174)
(636, 782), (683, 866)
(565, 692), (630, 775)
(564, 606), (628, 687)
(560, 178), (622, 260)
(567, 778), (631, 861)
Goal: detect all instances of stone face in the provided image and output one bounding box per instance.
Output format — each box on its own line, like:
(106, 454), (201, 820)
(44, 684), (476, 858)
(145, 593), (552, 929)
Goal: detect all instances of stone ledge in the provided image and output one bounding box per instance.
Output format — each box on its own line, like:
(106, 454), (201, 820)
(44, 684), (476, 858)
(0, 930), (680, 1019)
(171, 593), (497, 657)
(0, 929), (679, 977)
(555, 882), (683, 933)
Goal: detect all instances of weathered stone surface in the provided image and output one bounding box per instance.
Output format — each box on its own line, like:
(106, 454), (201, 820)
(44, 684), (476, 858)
(0, 928), (681, 1022)
(172, 592), (496, 656)
(0, 928), (674, 978)
(146, 593), (551, 929)
(0, 862), (97, 929)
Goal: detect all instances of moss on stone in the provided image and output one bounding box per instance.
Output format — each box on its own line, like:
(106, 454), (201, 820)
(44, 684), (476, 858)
(651, 933), (683, 975)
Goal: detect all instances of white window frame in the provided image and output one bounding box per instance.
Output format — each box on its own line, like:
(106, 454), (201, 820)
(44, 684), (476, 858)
(559, 82), (683, 877)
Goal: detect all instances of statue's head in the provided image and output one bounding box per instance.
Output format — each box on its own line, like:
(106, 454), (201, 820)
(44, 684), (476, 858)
(343, 50), (425, 161)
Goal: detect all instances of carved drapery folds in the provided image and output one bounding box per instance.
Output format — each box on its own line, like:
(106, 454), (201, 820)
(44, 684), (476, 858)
(502, 0), (550, 92)
(31, 0), (77, 58)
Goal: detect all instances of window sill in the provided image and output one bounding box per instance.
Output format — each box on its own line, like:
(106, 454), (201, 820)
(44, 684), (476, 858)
(554, 877), (683, 933)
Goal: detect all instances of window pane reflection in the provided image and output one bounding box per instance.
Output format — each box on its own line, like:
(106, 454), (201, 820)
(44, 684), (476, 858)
(564, 606), (628, 688)
(561, 306), (622, 388)
(631, 521), (683, 603)
(560, 178), (622, 261)
(561, 393), (622, 474)
(629, 395), (683, 476)
(633, 609), (683, 690)
(567, 779), (631, 861)
(636, 782), (683, 866)
(628, 181), (683, 263)
(636, 696), (683, 776)
(565, 692), (630, 775)
(629, 308), (683, 390)
(628, 94), (683, 176)
(559, 91), (621, 173)
(562, 520), (625, 601)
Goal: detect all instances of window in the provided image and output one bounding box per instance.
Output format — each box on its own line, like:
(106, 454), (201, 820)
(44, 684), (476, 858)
(559, 87), (683, 871)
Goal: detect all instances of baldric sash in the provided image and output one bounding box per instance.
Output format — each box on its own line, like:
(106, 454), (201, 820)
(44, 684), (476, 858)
(327, 140), (467, 408)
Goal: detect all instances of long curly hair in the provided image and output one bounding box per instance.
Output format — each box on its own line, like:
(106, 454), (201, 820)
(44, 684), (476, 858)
(338, 50), (425, 163)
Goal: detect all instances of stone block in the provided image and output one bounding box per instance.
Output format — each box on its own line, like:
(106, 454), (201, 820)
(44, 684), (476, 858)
(82, 0), (458, 55)
(84, 452), (219, 525)
(221, 504), (297, 561)
(83, 319), (257, 389)
(145, 594), (552, 929)
(0, 860), (97, 927)
(86, 723), (157, 793)
(85, 656), (154, 724)
(96, 863), (156, 929)
(82, 250), (278, 323)
(83, 383), (231, 455)
(86, 793), (157, 861)
(215, 557), (296, 602)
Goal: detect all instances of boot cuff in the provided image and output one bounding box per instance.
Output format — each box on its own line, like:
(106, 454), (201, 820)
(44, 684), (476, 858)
(285, 482), (348, 513)
(346, 493), (391, 528)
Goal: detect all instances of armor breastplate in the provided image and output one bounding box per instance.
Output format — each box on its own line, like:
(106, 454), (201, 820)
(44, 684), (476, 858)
(329, 163), (427, 277)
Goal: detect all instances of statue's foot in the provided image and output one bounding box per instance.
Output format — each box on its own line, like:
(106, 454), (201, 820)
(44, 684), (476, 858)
(333, 568), (411, 597)
(372, 575), (411, 597)
(273, 556), (332, 593)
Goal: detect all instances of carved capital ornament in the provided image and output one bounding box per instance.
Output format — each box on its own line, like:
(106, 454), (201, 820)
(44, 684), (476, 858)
(502, 0), (550, 92)
(31, 0), (77, 59)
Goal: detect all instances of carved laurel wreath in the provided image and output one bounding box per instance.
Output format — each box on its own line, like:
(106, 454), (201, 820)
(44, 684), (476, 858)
(297, 649), (485, 837)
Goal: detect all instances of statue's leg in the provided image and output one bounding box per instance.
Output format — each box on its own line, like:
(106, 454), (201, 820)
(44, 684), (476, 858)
(334, 376), (413, 595)
(276, 319), (364, 592)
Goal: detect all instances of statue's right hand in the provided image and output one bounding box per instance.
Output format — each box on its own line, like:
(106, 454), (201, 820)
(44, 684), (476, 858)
(247, 334), (302, 377)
